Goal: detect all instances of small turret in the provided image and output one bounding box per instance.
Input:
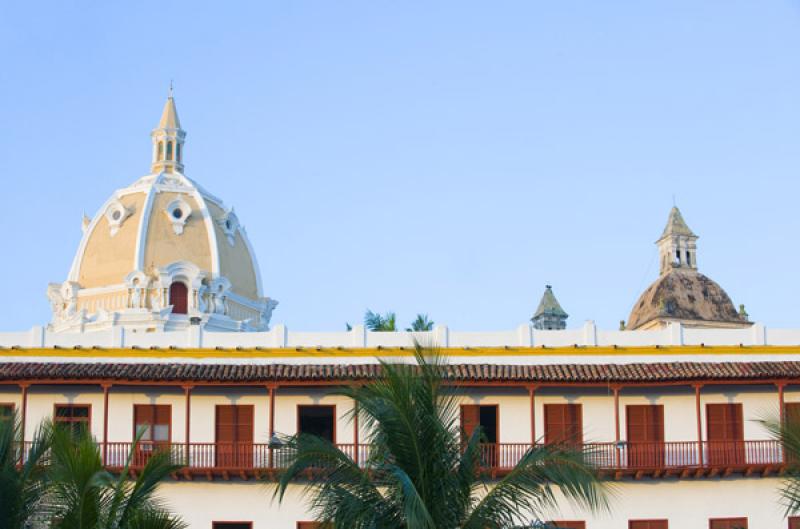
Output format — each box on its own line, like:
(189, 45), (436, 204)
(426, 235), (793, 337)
(531, 285), (568, 330)
(150, 86), (186, 174)
(657, 206), (697, 275)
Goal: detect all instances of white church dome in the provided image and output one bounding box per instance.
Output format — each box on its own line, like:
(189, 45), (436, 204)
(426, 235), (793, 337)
(48, 94), (277, 333)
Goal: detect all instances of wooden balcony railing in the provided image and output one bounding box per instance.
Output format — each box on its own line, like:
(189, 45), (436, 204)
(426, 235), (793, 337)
(18, 440), (788, 479)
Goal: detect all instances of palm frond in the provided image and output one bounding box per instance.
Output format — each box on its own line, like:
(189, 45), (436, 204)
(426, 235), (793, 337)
(365, 310), (397, 332)
(0, 413), (53, 529)
(406, 314), (434, 332)
(274, 343), (607, 529)
(759, 416), (800, 516)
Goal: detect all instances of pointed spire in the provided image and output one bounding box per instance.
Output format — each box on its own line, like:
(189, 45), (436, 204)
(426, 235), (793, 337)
(659, 206), (696, 240)
(531, 285), (569, 330)
(656, 206), (698, 275)
(158, 87), (181, 130)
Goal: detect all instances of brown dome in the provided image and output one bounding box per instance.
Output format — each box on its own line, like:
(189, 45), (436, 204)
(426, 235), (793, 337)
(627, 269), (748, 330)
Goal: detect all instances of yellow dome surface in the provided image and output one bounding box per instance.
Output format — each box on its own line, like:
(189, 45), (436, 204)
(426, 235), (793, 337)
(49, 96), (276, 333)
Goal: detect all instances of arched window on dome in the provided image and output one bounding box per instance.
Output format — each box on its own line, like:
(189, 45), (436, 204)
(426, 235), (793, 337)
(176, 143), (182, 162)
(166, 141), (174, 161)
(157, 141), (164, 161)
(169, 282), (188, 314)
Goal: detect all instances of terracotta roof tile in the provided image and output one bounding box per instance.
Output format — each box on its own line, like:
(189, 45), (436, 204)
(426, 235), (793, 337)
(0, 361), (798, 385)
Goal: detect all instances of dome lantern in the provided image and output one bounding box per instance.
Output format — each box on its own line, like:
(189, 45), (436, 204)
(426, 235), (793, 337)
(657, 206), (698, 275)
(150, 86), (185, 174)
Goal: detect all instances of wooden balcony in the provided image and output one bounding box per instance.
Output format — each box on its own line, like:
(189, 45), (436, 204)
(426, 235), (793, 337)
(21, 440), (788, 481)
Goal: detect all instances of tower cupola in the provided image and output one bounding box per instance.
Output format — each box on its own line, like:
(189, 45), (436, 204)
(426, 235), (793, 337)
(531, 285), (569, 330)
(150, 87), (185, 174)
(657, 206), (697, 275)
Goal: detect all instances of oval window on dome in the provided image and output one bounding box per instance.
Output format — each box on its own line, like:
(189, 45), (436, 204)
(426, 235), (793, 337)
(172, 208), (183, 219)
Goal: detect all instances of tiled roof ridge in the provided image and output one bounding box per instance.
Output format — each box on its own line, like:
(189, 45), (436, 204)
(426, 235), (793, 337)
(0, 361), (798, 384)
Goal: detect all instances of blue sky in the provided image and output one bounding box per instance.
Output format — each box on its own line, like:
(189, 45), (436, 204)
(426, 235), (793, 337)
(1, 1), (799, 332)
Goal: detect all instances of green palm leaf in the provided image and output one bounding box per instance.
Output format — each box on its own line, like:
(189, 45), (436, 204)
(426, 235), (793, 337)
(273, 344), (608, 528)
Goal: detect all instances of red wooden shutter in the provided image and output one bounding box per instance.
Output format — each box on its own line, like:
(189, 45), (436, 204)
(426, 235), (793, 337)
(550, 522), (586, 529)
(237, 406), (254, 442)
(216, 405), (236, 443)
(215, 405), (253, 468)
(155, 405), (171, 425)
(709, 519), (747, 529)
(789, 517), (800, 529)
(544, 404), (583, 445)
(461, 405), (480, 441)
(707, 404), (744, 465)
(629, 521), (668, 529)
(626, 405), (665, 468)
(786, 403), (800, 427)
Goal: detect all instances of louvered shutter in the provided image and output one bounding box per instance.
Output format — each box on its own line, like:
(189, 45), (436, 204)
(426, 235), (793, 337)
(707, 404), (744, 465)
(461, 405), (480, 441)
(626, 405), (665, 468)
(545, 404), (583, 445)
(786, 404), (800, 427)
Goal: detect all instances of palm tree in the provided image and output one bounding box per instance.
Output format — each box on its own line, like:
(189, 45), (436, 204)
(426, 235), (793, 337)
(406, 314), (434, 332)
(47, 426), (186, 529)
(365, 310), (397, 332)
(274, 346), (607, 528)
(761, 416), (800, 519)
(0, 414), (52, 529)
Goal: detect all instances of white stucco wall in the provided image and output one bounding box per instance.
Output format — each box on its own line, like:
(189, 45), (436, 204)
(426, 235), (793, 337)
(154, 478), (794, 529)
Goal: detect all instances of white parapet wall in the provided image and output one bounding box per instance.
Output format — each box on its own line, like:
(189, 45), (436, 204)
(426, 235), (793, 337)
(0, 321), (797, 350)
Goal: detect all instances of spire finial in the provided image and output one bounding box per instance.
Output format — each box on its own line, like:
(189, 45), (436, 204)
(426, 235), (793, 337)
(168, 80), (174, 98)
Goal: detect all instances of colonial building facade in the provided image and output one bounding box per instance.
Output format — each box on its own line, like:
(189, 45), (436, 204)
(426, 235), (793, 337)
(2, 95), (799, 529)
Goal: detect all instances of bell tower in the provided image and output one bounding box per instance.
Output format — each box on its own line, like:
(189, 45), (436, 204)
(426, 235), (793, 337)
(150, 86), (186, 174)
(657, 206), (698, 275)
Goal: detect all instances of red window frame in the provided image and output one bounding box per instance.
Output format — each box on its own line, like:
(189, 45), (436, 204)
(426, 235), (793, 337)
(549, 522), (586, 529)
(0, 403), (14, 421)
(133, 404), (172, 443)
(789, 516), (800, 529)
(297, 404), (337, 443)
(212, 522), (253, 529)
(630, 520), (668, 529)
(709, 518), (748, 529)
(54, 404), (91, 434)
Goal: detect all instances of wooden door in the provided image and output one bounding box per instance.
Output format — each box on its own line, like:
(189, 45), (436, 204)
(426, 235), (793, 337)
(709, 518), (747, 529)
(215, 405), (254, 468)
(460, 405), (499, 467)
(706, 404), (744, 466)
(133, 405), (171, 467)
(629, 521), (668, 529)
(626, 405), (665, 468)
(460, 405), (480, 441)
(785, 404), (800, 464)
(169, 282), (188, 314)
(544, 404), (583, 446)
